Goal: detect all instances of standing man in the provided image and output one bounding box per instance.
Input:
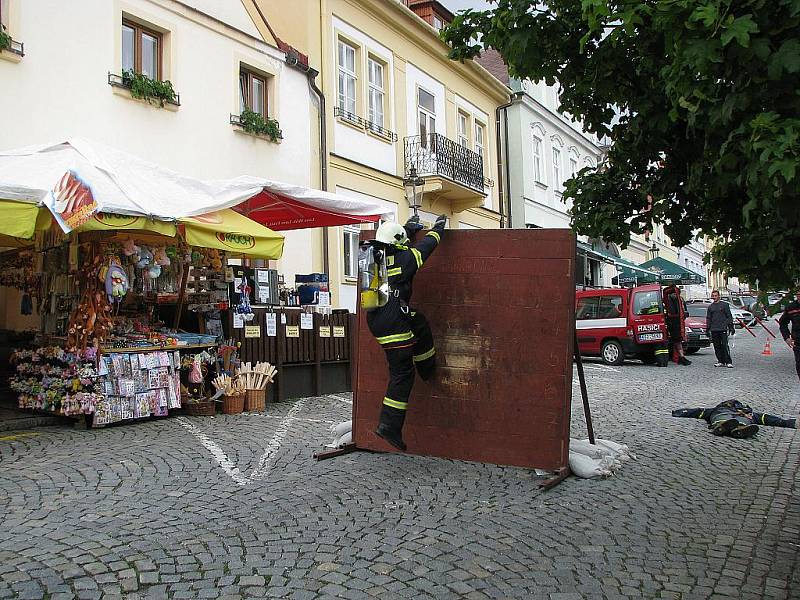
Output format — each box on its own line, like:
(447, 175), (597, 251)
(706, 290), (735, 368)
(778, 290), (800, 382)
(367, 213), (447, 451)
(664, 283), (691, 365)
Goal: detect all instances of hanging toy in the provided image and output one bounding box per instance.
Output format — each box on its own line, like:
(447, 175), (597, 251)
(235, 277), (255, 322)
(105, 262), (129, 302)
(166, 246), (178, 260)
(206, 249), (223, 271)
(147, 264), (162, 279)
(136, 247), (153, 269)
(154, 247), (171, 267)
(188, 355), (203, 384)
(122, 239), (141, 261)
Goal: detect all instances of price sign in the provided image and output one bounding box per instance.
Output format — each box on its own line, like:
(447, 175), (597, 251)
(266, 312), (277, 336)
(319, 326), (331, 338)
(333, 326), (345, 338)
(300, 313), (313, 330)
(245, 326), (261, 338)
(285, 325), (300, 338)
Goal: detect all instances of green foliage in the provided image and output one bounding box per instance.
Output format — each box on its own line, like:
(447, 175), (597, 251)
(122, 69), (177, 107)
(443, 0), (800, 288)
(0, 27), (11, 51)
(237, 108), (282, 142)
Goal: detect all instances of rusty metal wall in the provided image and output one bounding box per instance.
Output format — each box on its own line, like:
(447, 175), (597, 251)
(353, 229), (575, 470)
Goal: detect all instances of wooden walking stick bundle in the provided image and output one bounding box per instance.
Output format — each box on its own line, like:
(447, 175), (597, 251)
(237, 361), (276, 390)
(212, 373), (245, 396)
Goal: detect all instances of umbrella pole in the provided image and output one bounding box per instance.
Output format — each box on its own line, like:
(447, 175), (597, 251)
(173, 261), (190, 331)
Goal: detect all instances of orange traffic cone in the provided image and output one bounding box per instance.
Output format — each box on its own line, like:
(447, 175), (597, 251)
(762, 339), (773, 356)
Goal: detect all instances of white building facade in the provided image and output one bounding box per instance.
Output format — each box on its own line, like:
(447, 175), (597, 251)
(678, 236), (709, 299)
(0, 0), (318, 280)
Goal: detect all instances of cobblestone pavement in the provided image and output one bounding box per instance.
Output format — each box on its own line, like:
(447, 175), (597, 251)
(0, 330), (798, 599)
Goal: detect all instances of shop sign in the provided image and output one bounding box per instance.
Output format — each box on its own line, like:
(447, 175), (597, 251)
(285, 325), (300, 338)
(47, 170), (99, 233)
(245, 326), (261, 338)
(93, 213), (140, 228)
(319, 326), (331, 338)
(333, 326), (345, 338)
(215, 232), (256, 250)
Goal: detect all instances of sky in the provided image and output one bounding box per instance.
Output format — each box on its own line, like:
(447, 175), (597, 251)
(441, 0), (493, 13)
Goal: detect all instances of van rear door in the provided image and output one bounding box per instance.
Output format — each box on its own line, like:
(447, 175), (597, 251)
(629, 285), (666, 345)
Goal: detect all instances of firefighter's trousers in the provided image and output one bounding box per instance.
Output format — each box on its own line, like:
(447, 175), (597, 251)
(379, 311), (436, 432)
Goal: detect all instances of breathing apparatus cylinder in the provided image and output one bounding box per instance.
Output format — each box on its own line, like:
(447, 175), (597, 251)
(359, 242), (390, 310)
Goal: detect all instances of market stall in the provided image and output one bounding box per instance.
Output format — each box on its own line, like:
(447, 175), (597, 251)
(0, 139), (386, 427)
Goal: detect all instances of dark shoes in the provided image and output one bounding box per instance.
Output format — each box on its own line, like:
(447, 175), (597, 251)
(678, 357), (692, 366)
(711, 418), (739, 436)
(730, 424), (758, 439)
(376, 424), (406, 452)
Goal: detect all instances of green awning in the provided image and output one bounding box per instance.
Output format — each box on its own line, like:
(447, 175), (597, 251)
(617, 256), (706, 286)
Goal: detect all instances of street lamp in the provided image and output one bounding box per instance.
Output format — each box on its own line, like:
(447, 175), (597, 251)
(403, 166), (425, 217)
(650, 242), (660, 259)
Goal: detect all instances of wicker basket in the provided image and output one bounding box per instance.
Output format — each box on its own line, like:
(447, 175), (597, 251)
(245, 388), (266, 412)
(185, 400), (216, 416)
(222, 394), (245, 415)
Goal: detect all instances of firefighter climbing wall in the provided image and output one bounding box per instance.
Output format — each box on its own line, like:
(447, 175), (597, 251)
(353, 229), (576, 470)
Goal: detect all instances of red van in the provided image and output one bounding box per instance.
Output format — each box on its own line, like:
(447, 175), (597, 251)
(576, 284), (668, 365)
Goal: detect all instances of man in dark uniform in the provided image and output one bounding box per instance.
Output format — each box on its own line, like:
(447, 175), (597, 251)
(663, 283), (690, 365)
(779, 290), (800, 382)
(368, 213), (447, 451)
(672, 399), (796, 438)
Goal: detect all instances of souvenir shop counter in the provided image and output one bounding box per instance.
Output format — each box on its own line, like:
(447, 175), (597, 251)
(10, 342), (222, 428)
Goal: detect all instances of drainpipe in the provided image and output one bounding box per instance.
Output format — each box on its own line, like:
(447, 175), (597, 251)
(495, 92), (517, 228)
(251, 2), (330, 275)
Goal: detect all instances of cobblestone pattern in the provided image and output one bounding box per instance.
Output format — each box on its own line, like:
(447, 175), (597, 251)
(0, 332), (797, 599)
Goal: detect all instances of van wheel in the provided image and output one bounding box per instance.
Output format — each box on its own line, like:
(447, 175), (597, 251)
(601, 340), (624, 365)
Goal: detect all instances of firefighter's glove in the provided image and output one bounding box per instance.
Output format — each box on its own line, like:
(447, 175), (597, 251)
(434, 214), (448, 230)
(403, 215), (424, 236)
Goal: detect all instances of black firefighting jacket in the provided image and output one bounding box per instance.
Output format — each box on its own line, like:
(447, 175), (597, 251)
(779, 300), (800, 341)
(366, 225), (443, 348)
(672, 399), (797, 429)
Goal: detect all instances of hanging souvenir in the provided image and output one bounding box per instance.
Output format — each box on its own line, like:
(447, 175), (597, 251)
(154, 247), (171, 267)
(105, 262), (129, 302)
(147, 264), (162, 279)
(122, 239), (141, 261)
(235, 277), (255, 322)
(188, 355), (203, 384)
(136, 247), (153, 269)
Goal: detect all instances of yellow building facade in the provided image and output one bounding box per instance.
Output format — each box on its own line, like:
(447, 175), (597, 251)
(248, 0), (509, 310)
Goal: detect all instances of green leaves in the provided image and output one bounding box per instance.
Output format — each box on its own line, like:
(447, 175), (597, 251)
(122, 70), (177, 107)
(720, 14), (759, 47)
(237, 108), (282, 142)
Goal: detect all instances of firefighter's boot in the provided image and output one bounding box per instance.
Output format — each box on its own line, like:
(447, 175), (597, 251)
(376, 405), (407, 452)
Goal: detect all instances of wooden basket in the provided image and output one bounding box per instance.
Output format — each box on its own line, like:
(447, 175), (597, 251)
(245, 388), (266, 412)
(185, 400), (216, 416)
(222, 394), (245, 415)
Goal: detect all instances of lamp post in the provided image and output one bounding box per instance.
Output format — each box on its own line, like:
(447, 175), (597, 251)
(650, 242), (660, 260)
(403, 166), (425, 218)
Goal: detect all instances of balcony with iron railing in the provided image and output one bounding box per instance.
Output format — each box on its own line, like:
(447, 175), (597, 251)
(404, 133), (487, 209)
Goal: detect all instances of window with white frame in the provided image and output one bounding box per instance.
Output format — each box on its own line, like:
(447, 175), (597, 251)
(343, 226), (360, 278)
(532, 135), (544, 183)
(458, 112), (469, 148)
(569, 155), (578, 180)
(367, 57), (385, 129)
(432, 15), (444, 32)
(552, 147), (562, 191)
(418, 87), (436, 143)
(337, 40), (357, 116)
(474, 122), (485, 160)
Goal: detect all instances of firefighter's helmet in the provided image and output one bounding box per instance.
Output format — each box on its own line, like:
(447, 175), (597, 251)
(375, 221), (408, 246)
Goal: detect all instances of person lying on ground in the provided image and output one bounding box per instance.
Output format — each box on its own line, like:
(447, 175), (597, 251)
(671, 399), (796, 439)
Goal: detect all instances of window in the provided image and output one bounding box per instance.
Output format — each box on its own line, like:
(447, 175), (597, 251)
(633, 290), (662, 315)
(122, 19), (161, 80)
(598, 296), (624, 319)
(552, 147), (562, 190)
(432, 15), (444, 32)
(576, 296), (599, 320)
(367, 57), (385, 129)
(239, 69), (268, 116)
(570, 156), (578, 180)
(474, 122), (485, 160)
(532, 136), (543, 183)
(418, 87), (436, 142)
(458, 112), (469, 148)
(343, 226), (360, 278)
(337, 40), (357, 115)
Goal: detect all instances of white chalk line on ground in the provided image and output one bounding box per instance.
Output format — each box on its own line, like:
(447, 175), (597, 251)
(176, 417), (250, 486)
(250, 398), (308, 481)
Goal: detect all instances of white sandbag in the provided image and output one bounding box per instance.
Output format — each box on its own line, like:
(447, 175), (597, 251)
(570, 438), (608, 459)
(336, 431), (352, 447)
(330, 420), (352, 438)
(595, 438), (636, 461)
(569, 452), (614, 479)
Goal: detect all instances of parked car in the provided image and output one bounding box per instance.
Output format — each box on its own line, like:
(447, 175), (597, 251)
(687, 301), (754, 329)
(575, 284), (668, 365)
(684, 304), (712, 354)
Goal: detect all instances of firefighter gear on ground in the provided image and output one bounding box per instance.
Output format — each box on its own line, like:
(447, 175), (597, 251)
(778, 298), (800, 381)
(367, 215), (446, 452)
(672, 399), (796, 439)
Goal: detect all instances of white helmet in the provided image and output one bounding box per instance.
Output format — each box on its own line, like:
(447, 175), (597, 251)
(375, 221), (408, 245)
